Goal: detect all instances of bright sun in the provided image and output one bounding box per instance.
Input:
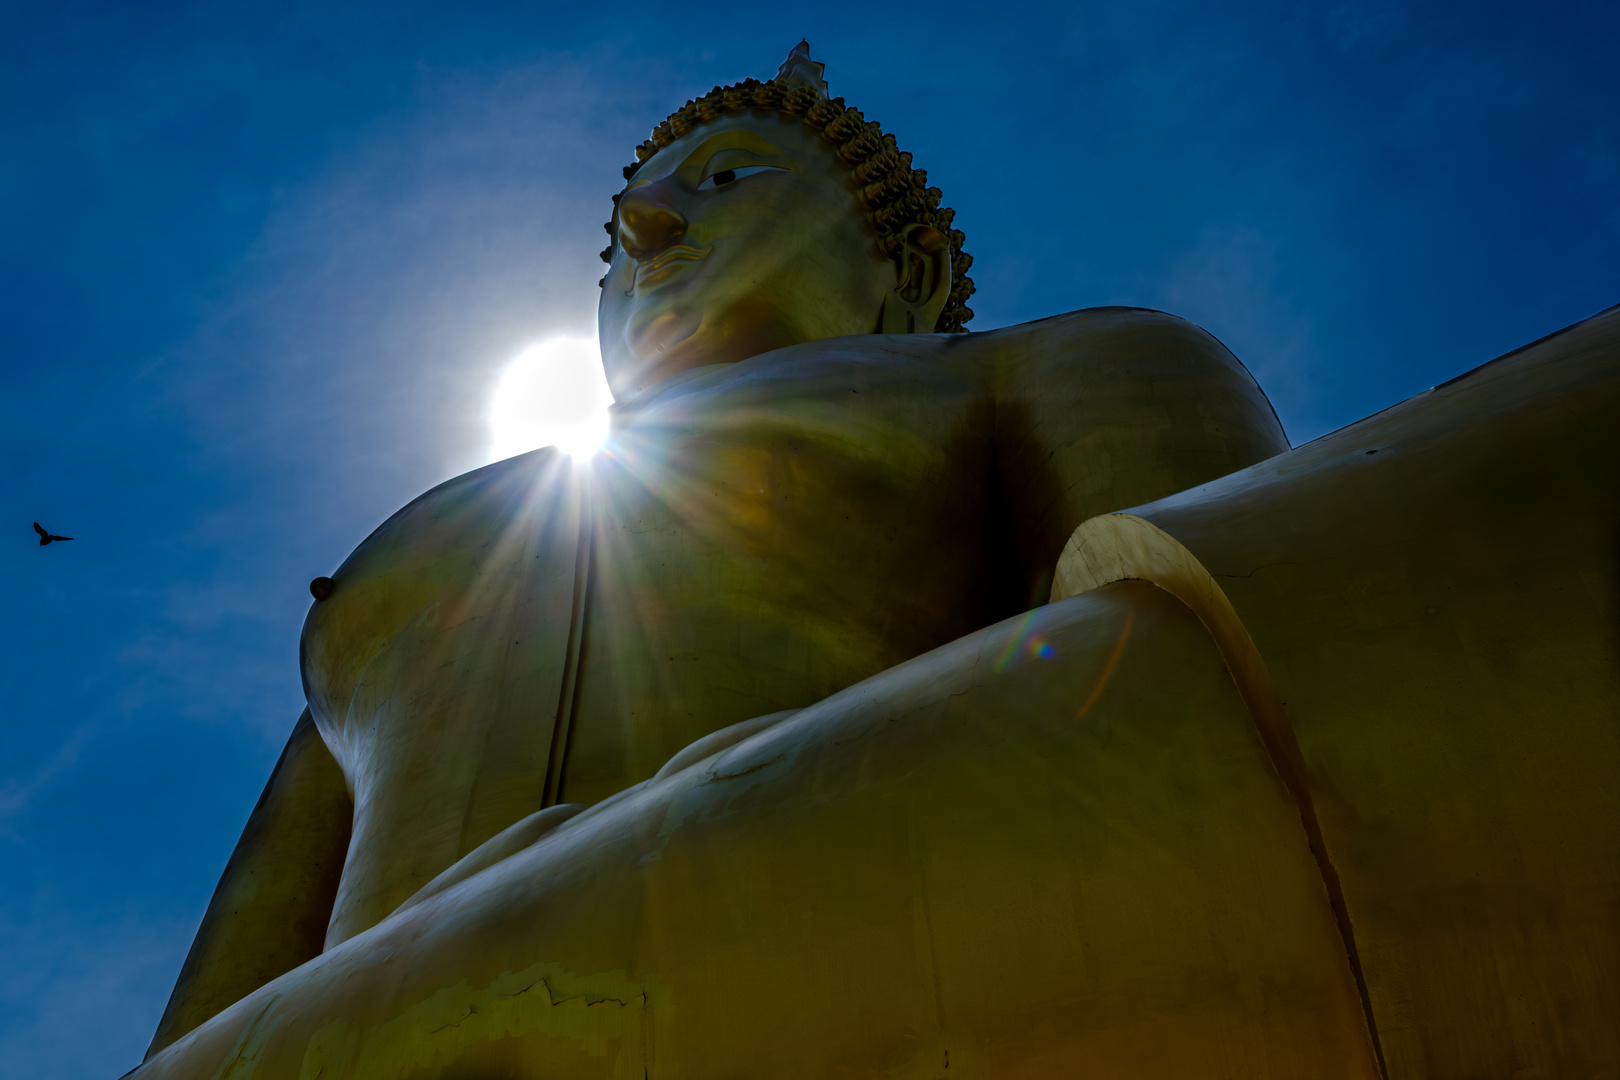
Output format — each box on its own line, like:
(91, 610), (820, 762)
(487, 336), (614, 462)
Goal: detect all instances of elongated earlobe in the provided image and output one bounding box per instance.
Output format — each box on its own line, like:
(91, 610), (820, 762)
(879, 225), (952, 334)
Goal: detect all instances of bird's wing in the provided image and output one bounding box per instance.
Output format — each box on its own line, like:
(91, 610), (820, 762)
(33, 522), (46, 537)
(51, 535), (72, 542)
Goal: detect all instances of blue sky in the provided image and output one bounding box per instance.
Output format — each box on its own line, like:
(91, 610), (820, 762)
(3, 1), (1616, 1075)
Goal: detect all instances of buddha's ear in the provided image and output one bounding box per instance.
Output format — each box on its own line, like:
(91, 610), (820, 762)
(878, 224), (952, 334)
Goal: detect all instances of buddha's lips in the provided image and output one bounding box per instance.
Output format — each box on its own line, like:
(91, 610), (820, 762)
(635, 244), (712, 287)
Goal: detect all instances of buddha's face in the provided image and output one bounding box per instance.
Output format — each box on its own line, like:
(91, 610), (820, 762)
(598, 113), (899, 398)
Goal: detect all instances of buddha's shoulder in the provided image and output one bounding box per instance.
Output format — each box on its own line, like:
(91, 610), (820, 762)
(961, 307), (1284, 448)
(964, 306), (1260, 385)
(746, 307), (1261, 389)
(657, 307), (1251, 402)
(336, 446), (574, 575)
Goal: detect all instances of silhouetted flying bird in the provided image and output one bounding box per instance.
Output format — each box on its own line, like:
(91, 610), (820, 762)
(34, 522), (72, 546)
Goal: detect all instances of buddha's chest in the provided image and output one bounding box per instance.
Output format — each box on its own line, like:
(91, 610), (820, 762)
(608, 355), (993, 593)
(603, 351), (1001, 629)
(562, 350), (1013, 801)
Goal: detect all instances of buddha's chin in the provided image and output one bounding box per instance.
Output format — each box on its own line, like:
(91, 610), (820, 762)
(629, 305), (695, 353)
(618, 307), (705, 389)
(616, 299), (801, 393)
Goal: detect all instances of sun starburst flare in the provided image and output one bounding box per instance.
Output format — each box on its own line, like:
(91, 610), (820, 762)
(488, 336), (615, 462)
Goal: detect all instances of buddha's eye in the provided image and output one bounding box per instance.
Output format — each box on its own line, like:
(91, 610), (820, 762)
(697, 164), (787, 190)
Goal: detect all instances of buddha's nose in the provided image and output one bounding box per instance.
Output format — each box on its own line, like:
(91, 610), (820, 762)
(617, 185), (688, 260)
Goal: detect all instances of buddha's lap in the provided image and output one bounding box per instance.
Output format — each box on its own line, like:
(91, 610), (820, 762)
(140, 579), (1376, 1079)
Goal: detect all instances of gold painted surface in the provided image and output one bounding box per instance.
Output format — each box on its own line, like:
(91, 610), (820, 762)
(139, 582), (1378, 1078)
(1053, 511), (1383, 1073)
(1075, 306), (1620, 1077)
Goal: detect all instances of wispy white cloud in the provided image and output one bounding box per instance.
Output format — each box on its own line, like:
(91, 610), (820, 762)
(0, 727), (93, 834)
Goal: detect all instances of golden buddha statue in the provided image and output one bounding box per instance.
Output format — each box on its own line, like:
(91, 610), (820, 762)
(133, 43), (1619, 1079)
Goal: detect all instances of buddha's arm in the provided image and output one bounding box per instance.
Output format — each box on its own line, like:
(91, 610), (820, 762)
(145, 709), (351, 1059)
(297, 446), (591, 945)
(989, 307), (1289, 598)
(148, 451), (575, 1053)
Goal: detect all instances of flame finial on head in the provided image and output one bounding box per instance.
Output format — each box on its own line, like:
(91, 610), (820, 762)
(775, 40), (828, 98)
